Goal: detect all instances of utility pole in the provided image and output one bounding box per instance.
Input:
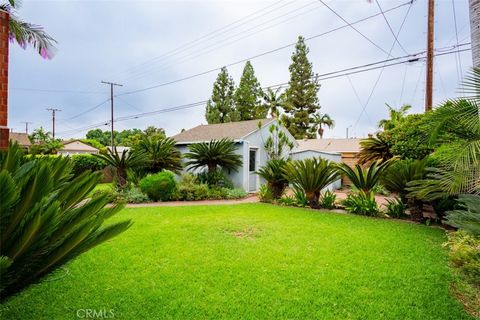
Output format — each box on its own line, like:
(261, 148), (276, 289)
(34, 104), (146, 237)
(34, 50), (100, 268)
(470, 0), (480, 68)
(46, 108), (61, 138)
(101, 81), (123, 148)
(425, 0), (434, 112)
(20, 121), (32, 134)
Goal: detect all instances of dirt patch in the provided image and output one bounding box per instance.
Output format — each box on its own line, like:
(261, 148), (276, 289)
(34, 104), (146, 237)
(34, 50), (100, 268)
(225, 226), (261, 239)
(451, 280), (480, 318)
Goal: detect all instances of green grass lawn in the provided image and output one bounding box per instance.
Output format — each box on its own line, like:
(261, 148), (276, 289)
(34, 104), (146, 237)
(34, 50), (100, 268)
(0, 204), (471, 319)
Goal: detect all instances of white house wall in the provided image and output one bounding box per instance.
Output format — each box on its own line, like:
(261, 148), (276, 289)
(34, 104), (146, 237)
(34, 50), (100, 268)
(291, 150), (342, 190)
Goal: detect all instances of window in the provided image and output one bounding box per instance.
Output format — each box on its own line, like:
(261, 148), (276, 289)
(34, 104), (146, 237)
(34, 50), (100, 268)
(249, 149), (256, 172)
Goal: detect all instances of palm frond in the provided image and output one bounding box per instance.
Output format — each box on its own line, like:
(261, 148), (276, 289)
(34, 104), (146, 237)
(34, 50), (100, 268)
(8, 16), (56, 59)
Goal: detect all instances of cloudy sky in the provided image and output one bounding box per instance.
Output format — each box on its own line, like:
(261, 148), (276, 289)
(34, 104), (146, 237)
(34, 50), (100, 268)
(9, 0), (473, 140)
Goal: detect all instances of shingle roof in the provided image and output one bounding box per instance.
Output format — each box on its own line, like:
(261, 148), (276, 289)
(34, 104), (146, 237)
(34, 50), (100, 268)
(9, 132), (31, 147)
(295, 138), (361, 153)
(62, 140), (98, 152)
(172, 118), (275, 143)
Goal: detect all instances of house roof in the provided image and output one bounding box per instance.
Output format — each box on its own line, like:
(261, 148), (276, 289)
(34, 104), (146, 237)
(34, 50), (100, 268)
(9, 132), (31, 147)
(62, 140), (98, 152)
(172, 118), (276, 143)
(295, 138), (362, 153)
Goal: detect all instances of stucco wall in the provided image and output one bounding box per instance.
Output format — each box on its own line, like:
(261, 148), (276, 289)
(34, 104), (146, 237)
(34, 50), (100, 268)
(291, 150), (342, 190)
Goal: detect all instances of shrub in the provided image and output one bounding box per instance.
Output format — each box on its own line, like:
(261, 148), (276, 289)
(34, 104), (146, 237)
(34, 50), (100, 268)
(445, 231), (480, 285)
(256, 159), (289, 199)
(292, 187), (308, 207)
(0, 143), (130, 300)
(92, 187), (117, 203)
(337, 159), (394, 194)
(139, 171), (177, 201)
(342, 191), (380, 216)
(320, 190), (337, 209)
(71, 154), (106, 176)
(207, 187), (229, 200)
(385, 197), (408, 218)
(117, 186), (150, 203)
(278, 195), (296, 206)
(225, 188), (248, 199)
(381, 158), (427, 202)
(197, 170), (234, 188)
(445, 194), (480, 236)
(258, 184), (273, 203)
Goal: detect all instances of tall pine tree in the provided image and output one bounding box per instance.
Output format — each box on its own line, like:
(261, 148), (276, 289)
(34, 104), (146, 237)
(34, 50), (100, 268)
(205, 67), (239, 124)
(282, 36), (320, 139)
(234, 61), (266, 120)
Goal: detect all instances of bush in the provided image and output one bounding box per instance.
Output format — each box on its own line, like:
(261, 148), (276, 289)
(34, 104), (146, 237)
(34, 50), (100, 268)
(258, 184), (273, 203)
(445, 231), (480, 285)
(71, 154), (106, 176)
(320, 190), (337, 209)
(292, 187), (308, 207)
(342, 191), (380, 216)
(278, 195), (296, 206)
(139, 171), (177, 201)
(92, 187), (117, 203)
(207, 187), (229, 200)
(175, 183), (210, 201)
(197, 170), (234, 188)
(224, 188), (248, 199)
(445, 194), (480, 236)
(385, 197), (407, 218)
(117, 186), (150, 203)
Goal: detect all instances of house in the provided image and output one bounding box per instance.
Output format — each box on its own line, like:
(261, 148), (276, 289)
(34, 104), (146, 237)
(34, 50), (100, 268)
(295, 138), (362, 186)
(9, 132), (31, 150)
(107, 146), (130, 154)
(58, 140), (99, 155)
(172, 118), (297, 192)
(172, 119), (344, 193)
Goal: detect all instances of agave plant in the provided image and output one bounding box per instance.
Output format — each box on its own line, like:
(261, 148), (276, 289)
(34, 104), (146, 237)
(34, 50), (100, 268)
(184, 138), (242, 173)
(0, 143), (131, 300)
(381, 158), (427, 202)
(136, 137), (182, 173)
(444, 194), (480, 236)
(283, 158), (339, 208)
(358, 134), (393, 164)
(256, 159), (289, 199)
(95, 148), (146, 188)
(337, 159), (394, 194)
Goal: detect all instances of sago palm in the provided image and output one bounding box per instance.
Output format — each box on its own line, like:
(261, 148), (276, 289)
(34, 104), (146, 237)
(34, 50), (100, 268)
(256, 159), (289, 199)
(0, 143), (131, 300)
(137, 137), (182, 173)
(95, 148), (146, 188)
(358, 134), (393, 164)
(337, 159), (394, 194)
(381, 158), (427, 202)
(1, 0), (56, 59)
(185, 138), (242, 173)
(283, 158), (339, 208)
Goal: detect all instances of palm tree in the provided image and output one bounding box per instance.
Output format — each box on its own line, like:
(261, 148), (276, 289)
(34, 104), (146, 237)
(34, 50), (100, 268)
(263, 87), (284, 118)
(0, 143), (131, 300)
(311, 112), (334, 139)
(95, 148), (146, 188)
(378, 104), (411, 131)
(136, 137), (182, 173)
(337, 159), (395, 194)
(358, 134), (393, 164)
(256, 159), (289, 199)
(184, 138), (242, 173)
(283, 158), (339, 208)
(1, 0), (56, 58)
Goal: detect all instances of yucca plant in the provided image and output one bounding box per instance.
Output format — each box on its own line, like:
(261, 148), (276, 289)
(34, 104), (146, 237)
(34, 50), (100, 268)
(337, 159), (394, 194)
(95, 148), (146, 189)
(0, 143), (131, 300)
(283, 158), (339, 208)
(382, 158), (428, 202)
(185, 138), (242, 173)
(136, 137), (182, 173)
(358, 134), (393, 164)
(256, 159), (289, 199)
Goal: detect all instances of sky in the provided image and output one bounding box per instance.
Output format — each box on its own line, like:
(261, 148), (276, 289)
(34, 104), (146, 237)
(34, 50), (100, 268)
(9, 0), (473, 140)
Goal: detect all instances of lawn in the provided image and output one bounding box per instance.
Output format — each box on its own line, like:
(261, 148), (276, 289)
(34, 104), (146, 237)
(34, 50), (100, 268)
(0, 204), (471, 319)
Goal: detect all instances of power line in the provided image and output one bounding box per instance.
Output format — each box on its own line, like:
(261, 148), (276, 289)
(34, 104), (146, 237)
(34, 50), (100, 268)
(46, 108), (61, 139)
(451, 0), (463, 84)
(375, 0), (409, 55)
(119, 1), (412, 96)
(56, 46), (470, 137)
(62, 98), (110, 121)
(11, 87), (103, 95)
(317, 0), (393, 58)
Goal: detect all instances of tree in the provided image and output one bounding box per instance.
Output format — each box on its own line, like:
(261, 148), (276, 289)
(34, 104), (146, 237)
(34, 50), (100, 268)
(86, 129), (110, 146)
(261, 122), (294, 160)
(358, 134), (393, 164)
(136, 137), (182, 173)
(282, 36), (321, 139)
(184, 138), (242, 173)
(205, 67), (239, 124)
(234, 61), (266, 120)
(263, 87), (284, 118)
(2, 0), (56, 59)
(378, 104), (411, 130)
(28, 127), (62, 154)
(311, 112), (334, 139)
(0, 143), (130, 300)
(95, 148), (146, 189)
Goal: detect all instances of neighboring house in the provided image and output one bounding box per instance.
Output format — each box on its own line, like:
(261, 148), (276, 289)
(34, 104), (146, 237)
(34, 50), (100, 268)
(295, 138), (362, 186)
(172, 118), (297, 192)
(107, 146), (130, 154)
(58, 140), (99, 155)
(9, 132), (31, 150)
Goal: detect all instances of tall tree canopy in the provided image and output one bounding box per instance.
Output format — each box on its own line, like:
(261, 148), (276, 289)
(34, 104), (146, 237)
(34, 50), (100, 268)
(234, 61), (266, 120)
(205, 67), (239, 124)
(282, 36), (321, 139)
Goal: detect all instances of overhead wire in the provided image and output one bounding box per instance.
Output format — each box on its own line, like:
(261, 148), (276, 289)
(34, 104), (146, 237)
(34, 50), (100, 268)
(375, 0), (410, 55)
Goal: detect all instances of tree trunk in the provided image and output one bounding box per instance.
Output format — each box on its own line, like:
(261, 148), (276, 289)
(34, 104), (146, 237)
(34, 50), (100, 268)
(306, 191), (320, 209)
(470, 0), (480, 68)
(318, 127), (324, 139)
(117, 168), (127, 189)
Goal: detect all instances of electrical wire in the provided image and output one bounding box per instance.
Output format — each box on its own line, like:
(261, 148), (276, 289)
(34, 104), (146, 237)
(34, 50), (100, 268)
(375, 0), (409, 55)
